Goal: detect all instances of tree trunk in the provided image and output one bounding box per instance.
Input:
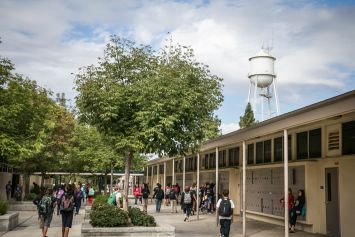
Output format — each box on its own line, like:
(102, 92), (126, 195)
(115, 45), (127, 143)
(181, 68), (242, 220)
(24, 173), (30, 195)
(123, 151), (132, 211)
(110, 161), (114, 194)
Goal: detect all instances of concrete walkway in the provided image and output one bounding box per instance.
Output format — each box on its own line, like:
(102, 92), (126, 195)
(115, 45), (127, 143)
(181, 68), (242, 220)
(1, 200), (326, 237)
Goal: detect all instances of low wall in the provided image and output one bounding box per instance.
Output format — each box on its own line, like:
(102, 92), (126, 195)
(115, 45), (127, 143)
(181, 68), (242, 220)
(9, 201), (37, 211)
(81, 222), (175, 237)
(84, 206), (91, 220)
(0, 212), (19, 231)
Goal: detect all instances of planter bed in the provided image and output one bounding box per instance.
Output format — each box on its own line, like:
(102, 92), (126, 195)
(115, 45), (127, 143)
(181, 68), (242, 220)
(9, 201), (37, 211)
(0, 212), (19, 231)
(81, 222), (175, 237)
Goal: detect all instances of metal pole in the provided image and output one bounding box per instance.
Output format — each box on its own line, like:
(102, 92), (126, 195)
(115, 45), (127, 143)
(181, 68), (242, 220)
(151, 166), (153, 189)
(197, 153), (200, 220)
(183, 157), (186, 189)
(254, 77), (258, 115)
(248, 82), (252, 103)
(157, 164), (160, 184)
(172, 159), (175, 185)
(284, 129), (289, 237)
(163, 162), (166, 191)
(215, 147), (219, 207)
(242, 141), (246, 237)
(273, 79), (280, 115)
(146, 167), (148, 183)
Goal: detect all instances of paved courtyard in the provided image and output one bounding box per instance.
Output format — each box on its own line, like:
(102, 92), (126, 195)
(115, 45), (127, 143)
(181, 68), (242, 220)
(0, 200), (326, 237)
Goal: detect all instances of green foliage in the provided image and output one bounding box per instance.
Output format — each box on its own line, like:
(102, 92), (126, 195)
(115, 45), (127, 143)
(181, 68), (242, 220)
(92, 194), (109, 208)
(90, 203), (129, 227)
(24, 192), (37, 201)
(128, 207), (156, 227)
(0, 199), (8, 215)
(239, 102), (256, 128)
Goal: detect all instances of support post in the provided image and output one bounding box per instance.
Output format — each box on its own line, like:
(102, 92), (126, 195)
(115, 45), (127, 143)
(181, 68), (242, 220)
(183, 157), (186, 189)
(157, 164), (159, 184)
(172, 159), (175, 185)
(274, 79), (280, 115)
(151, 166), (154, 189)
(284, 129), (289, 237)
(197, 153), (200, 220)
(242, 141), (246, 237)
(163, 162), (167, 191)
(146, 167), (149, 183)
(215, 147), (219, 207)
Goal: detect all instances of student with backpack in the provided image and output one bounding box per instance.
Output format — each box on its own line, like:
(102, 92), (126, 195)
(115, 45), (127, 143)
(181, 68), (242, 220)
(181, 186), (193, 222)
(216, 189), (235, 237)
(152, 184), (164, 213)
(56, 185), (65, 215)
(38, 188), (56, 237)
(169, 184), (178, 213)
(165, 184), (171, 206)
(74, 184), (82, 215)
(141, 183), (150, 212)
(60, 186), (75, 237)
(87, 185), (95, 206)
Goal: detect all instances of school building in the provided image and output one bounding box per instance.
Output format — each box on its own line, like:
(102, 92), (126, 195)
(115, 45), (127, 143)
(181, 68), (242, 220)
(145, 90), (355, 237)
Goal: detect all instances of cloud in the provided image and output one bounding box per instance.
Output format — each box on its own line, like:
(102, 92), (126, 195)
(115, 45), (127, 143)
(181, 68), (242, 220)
(220, 122), (240, 135)
(1, 0), (354, 121)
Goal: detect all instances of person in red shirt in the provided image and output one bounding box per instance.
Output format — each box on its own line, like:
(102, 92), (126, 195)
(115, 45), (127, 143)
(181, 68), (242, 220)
(133, 184), (142, 205)
(280, 188), (295, 230)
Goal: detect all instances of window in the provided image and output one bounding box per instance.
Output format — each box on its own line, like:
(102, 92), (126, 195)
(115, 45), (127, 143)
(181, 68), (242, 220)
(159, 164), (164, 174)
(209, 153), (216, 168)
(228, 147), (240, 167)
(153, 166), (157, 175)
(309, 128), (321, 158)
(204, 154), (209, 169)
(247, 144), (254, 164)
(218, 150), (226, 167)
(274, 136), (292, 162)
(148, 167), (152, 176)
(343, 120), (355, 155)
(297, 128), (322, 159)
(174, 161), (178, 172)
(256, 142), (263, 164)
(264, 140), (272, 163)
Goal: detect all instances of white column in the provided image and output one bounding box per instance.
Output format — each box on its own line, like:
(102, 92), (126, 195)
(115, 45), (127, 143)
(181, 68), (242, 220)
(183, 157), (186, 189)
(215, 147), (219, 207)
(284, 129), (289, 237)
(146, 167), (149, 183)
(157, 164), (160, 184)
(242, 141), (246, 237)
(197, 153), (200, 220)
(163, 162), (166, 190)
(172, 159), (175, 185)
(151, 166), (154, 189)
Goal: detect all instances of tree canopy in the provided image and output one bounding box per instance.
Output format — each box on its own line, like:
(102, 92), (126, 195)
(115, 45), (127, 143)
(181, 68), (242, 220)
(239, 102), (256, 128)
(75, 36), (224, 209)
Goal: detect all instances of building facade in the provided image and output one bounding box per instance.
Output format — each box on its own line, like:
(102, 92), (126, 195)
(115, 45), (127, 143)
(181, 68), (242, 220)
(145, 90), (355, 237)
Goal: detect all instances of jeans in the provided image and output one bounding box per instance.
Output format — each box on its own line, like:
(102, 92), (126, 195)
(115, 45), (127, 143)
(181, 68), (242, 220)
(156, 199), (162, 212)
(75, 199), (81, 214)
(220, 219), (231, 237)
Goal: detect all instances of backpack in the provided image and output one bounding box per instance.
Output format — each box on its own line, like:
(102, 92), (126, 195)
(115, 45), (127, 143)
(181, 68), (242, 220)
(183, 192), (192, 204)
(169, 189), (176, 200)
(142, 188), (149, 199)
(155, 189), (163, 200)
(61, 197), (74, 212)
(38, 196), (52, 216)
(107, 192), (117, 205)
(75, 190), (82, 199)
(218, 198), (232, 217)
(88, 187), (95, 196)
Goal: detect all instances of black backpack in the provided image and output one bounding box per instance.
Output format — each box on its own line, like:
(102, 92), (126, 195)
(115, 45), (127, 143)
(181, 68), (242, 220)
(218, 198), (232, 217)
(169, 189), (176, 199)
(155, 189), (163, 200)
(142, 188), (149, 199)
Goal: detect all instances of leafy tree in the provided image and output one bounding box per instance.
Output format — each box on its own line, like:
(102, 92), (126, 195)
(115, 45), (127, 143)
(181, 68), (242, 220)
(239, 102), (256, 128)
(75, 36), (223, 210)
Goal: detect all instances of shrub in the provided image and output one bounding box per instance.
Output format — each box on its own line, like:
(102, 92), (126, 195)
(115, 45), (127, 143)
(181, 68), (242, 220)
(90, 203), (129, 227)
(93, 194), (109, 204)
(128, 207), (156, 227)
(24, 192), (37, 201)
(0, 199), (8, 215)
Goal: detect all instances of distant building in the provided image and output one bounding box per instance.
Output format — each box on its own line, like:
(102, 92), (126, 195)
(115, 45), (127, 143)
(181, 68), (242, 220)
(146, 90), (355, 236)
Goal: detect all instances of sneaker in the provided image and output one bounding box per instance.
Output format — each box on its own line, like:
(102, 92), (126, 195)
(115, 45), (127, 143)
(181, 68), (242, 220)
(184, 217), (187, 222)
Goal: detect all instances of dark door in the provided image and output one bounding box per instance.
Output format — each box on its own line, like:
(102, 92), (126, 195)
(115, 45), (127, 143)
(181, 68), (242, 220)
(11, 174), (20, 197)
(325, 168), (340, 237)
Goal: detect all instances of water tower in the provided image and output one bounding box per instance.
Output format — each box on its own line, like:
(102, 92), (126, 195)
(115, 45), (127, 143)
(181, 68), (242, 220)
(248, 48), (280, 121)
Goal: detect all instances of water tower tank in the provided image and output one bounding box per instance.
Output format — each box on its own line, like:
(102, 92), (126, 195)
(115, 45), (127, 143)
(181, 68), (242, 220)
(248, 49), (276, 88)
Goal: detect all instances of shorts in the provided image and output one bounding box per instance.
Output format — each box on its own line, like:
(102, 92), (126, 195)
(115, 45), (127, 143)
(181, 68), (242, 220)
(39, 214), (53, 228)
(61, 211), (74, 228)
(165, 194), (170, 199)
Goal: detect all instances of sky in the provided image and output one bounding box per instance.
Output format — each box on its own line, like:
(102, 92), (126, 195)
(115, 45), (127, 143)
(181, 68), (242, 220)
(1, 0), (355, 134)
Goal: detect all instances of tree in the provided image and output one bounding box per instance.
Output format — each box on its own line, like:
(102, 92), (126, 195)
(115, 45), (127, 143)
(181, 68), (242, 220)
(75, 36), (223, 210)
(239, 102), (256, 128)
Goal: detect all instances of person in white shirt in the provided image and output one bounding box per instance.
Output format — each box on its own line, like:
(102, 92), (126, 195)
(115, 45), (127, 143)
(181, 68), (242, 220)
(216, 190), (235, 237)
(115, 187), (122, 208)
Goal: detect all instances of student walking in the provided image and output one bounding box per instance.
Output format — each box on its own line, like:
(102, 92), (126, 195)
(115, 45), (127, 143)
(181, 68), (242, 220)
(290, 189), (305, 233)
(74, 184), (82, 215)
(60, 186), (75, 237)
(169, 184), (178, 213)
(141, 183), (150, 212)
(5, 181), (12, 200)
(181, 186), (193, 222)
(216, 190), (235, 237)
(152, 184), (164, 213)
(38, 188), (56, 237)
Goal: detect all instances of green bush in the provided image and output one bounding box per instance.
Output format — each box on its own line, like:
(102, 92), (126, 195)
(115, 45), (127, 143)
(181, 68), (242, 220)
(90, 203), (129, 227)
(93, 194), (109, 204)
(24, 192), (37, 201)
(128, 207), (156, 227)
(0, 199), (8, 215)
